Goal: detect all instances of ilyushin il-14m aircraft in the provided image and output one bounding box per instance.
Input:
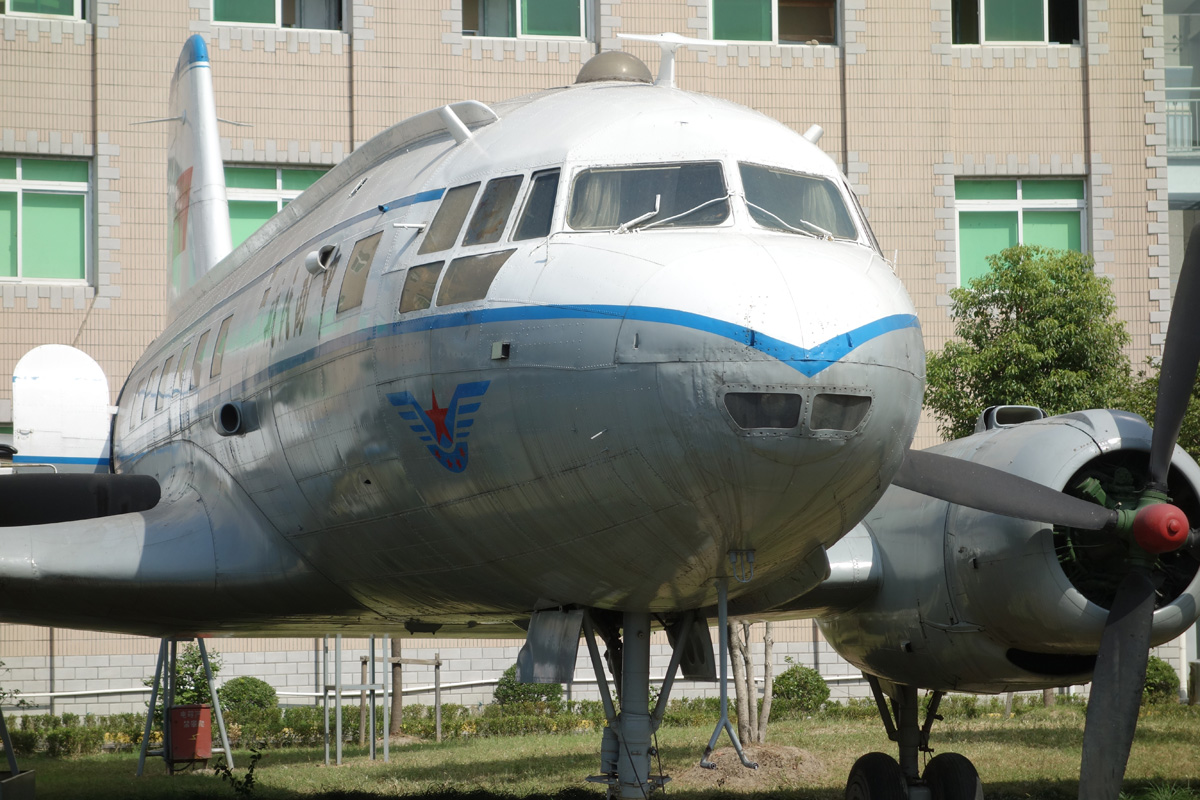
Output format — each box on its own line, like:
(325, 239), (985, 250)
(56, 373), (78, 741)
(3, 32), (1200, 800)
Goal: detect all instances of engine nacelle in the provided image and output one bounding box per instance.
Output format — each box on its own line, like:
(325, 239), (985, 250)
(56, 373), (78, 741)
(816, 409), (1200, 693)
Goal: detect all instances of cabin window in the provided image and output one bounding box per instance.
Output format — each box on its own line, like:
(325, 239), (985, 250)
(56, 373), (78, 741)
(175, 344), (192, 394)
(399, 262), (443, 313)
(336, 231), (385, 314)
(739, 163), (858, 240)
(513, 169), (560, 241)
(192, 330), (211, 387)
(567, 162), (730, 232)
(419, 183), (480, 254)
(155, 356), (176, 412)
(131, 379), (146, 429)
(463, 176), (524, 246)
(210, 316), (233, 379)
(142, 368), (159, 421)
(462, 0), (584, 38)
(437, 250), (514, 306)
(212, 0), (342, 30)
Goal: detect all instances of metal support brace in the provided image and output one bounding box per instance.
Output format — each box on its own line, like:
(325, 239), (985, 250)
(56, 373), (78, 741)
(700, 579), (757, 770)
(136, 639), (167, 777)
(649, 611), (692, 732)
(0, 697), (20, 777)
(197, 639), (233, 769)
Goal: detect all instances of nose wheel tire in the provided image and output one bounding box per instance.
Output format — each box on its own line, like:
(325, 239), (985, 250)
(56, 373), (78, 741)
(923, 752), (984, 800)
(846, 752), (906, 800)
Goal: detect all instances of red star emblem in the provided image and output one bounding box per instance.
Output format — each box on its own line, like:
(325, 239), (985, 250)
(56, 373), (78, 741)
(427, 390), (451, 445)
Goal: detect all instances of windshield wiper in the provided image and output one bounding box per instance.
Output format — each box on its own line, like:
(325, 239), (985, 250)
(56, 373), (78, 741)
(640, 193), (731, 231)
(614, 194), (661, 234)
(745, 201), (833, 239)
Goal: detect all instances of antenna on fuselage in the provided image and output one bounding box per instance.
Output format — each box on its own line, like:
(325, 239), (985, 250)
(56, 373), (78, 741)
(616, 32), (710, 88)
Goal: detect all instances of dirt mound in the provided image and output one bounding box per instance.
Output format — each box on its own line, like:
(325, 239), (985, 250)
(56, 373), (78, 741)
(670, 744), (826, 791)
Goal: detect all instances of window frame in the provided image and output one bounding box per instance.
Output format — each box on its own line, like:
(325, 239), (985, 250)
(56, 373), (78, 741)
(709, 0), (841, 46)
(0, 156), (91, 284)
(224, 165), (327, 249)
(1, 0), (85, 20)
(211, 0), (344, 30)
(954, 177), (1087, 286)
(461, 0), (588, 41)
(564, 160), (735, 233)
(952, 0), (1080, 46)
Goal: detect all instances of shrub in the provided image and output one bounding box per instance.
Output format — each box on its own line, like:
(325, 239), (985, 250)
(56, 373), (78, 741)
(281, 706), (324, 746)
(772, 658), (829, 713)
(221, 676), (278, 717)
(1144, 655), (1180, 705)
(44, 726), (104, 757)
(492, 665), (564, 713)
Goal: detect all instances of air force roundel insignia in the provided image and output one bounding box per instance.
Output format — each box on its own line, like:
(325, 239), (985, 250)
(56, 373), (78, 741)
(387, 381), (490, 473)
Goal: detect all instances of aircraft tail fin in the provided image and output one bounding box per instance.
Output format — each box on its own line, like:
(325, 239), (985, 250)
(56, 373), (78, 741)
(168, 35), (231, 312)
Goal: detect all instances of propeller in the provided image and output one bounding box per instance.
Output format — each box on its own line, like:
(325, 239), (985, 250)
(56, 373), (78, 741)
(892, 222), (1200, 800)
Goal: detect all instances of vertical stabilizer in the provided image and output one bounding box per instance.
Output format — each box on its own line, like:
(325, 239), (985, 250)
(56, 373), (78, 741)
(168, 35), (231, 311)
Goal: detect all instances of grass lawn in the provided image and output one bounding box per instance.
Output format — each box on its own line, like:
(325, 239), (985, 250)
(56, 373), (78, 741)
(14, 704), (1200, 799)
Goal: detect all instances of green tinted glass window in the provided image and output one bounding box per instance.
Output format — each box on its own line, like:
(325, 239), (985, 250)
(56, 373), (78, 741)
(337, 231), (384, 314)
(955, 180), (1018, 200)
(713, 0), (771, 41)
(226, 167), (276, 190)
(0, 193), (16, 279)
(229, 200), (278, 248)
(281, 169), (326, 191)
(23, 160), (88, 183)
(1022, 180), (1085, 200)
(984, 0), (1044, 41)
(22, 193), (85, 280)
(192, 330), (211, 387)
(959, 211), (1018, 286)
(521, 0), (579, 35)
(10, 0), (76, 15)
(0, 159), (16, 180)
(399, 262), (443, 313)
(419, 183), (479, 254)
(211, 316), (234, 379)
(214, 0), (274, 24)
(1023, 211), (1082, 252)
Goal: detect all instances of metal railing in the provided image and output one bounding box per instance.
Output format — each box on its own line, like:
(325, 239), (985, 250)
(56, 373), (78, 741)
(1167, 89), (1200, 154)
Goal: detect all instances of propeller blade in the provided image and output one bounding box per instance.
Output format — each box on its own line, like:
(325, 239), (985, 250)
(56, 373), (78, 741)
(1148, 222), (1200, 487)
(1078, 569), (1156, 800)
(893, 449), (1118, 531)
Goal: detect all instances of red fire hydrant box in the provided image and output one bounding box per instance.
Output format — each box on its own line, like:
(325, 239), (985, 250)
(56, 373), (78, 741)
(168, 704), (212, 762)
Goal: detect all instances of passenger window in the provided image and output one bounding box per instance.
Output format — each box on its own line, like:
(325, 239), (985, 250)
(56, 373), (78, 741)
(176, 344), (192, 394)
(210, 316), (234, 379)
(131, 379), (146, 429)
(418, 183), (479, 254)
(568, 162), (729, 231)
(155, 356), (175, 411)
(739, 163), (858, 240)
(336, 231), (385, 314)
(463, 176), (523, 246)
(513, 169), (560, 241)
(142, 368), (159, 421)
(399, 262), (443, 313)
(192, 330), (211, 387)
(437, 250), (514, 307)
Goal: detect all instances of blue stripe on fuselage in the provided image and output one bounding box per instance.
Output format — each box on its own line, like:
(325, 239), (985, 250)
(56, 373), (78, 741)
(266, 306), (918, 381)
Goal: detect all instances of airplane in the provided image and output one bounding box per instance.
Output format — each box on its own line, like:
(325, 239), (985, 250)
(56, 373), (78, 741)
(2, 32), (1199, 800)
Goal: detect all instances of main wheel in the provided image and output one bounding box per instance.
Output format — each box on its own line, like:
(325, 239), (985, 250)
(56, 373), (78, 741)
(923, 752), (984, 800)
(845, 752), (907, 800)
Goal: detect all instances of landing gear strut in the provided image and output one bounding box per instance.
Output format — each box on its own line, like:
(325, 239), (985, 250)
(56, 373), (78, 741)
(848, 676), (983, 800)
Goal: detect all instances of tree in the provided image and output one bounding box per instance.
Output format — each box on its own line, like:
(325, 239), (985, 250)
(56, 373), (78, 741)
(925, 245), (1132, 440)
(1121, 363), (1200, 462)
(728, 620), (776, 745)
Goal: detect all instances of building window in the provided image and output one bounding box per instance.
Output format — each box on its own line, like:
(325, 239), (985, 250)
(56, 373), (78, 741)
(225, 166), (326, 249)
(213, 0), (342, 30)
(711, 0), (838, 45)
(0, 0), (85, 18)
(951, 0), (1079, 45)
(0, 157), (89, 283)
(955, 178), (1086, 286)
(462, 0), (584, 38)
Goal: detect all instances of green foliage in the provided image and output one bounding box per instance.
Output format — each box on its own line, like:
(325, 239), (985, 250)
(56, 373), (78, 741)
(44, 725), (104, 757)
(173, 643), (221, 706)
(1121, 362), (1200, 462)
(771, 658), (829, 713)
(221, 676), (278, 717)
(491, 665), (564, 713)
(925, 245), (1132, 440)
(214, 748), (262, 796)
(1144, 655), (1181, 705)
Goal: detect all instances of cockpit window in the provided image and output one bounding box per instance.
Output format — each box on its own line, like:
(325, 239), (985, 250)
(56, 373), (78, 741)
(513, 169), (560, 241)
(463, 176), (523, 246)
(739, 163), (858, 240)
(567, 162), (729, 231)
(419, 183), (479, 254)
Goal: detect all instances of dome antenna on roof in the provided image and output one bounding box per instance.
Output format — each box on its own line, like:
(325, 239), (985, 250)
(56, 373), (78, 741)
(617, 32), (709, 89)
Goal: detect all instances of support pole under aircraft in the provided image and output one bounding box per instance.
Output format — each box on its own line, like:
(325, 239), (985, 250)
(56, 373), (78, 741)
(616, 612), (652, 799)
